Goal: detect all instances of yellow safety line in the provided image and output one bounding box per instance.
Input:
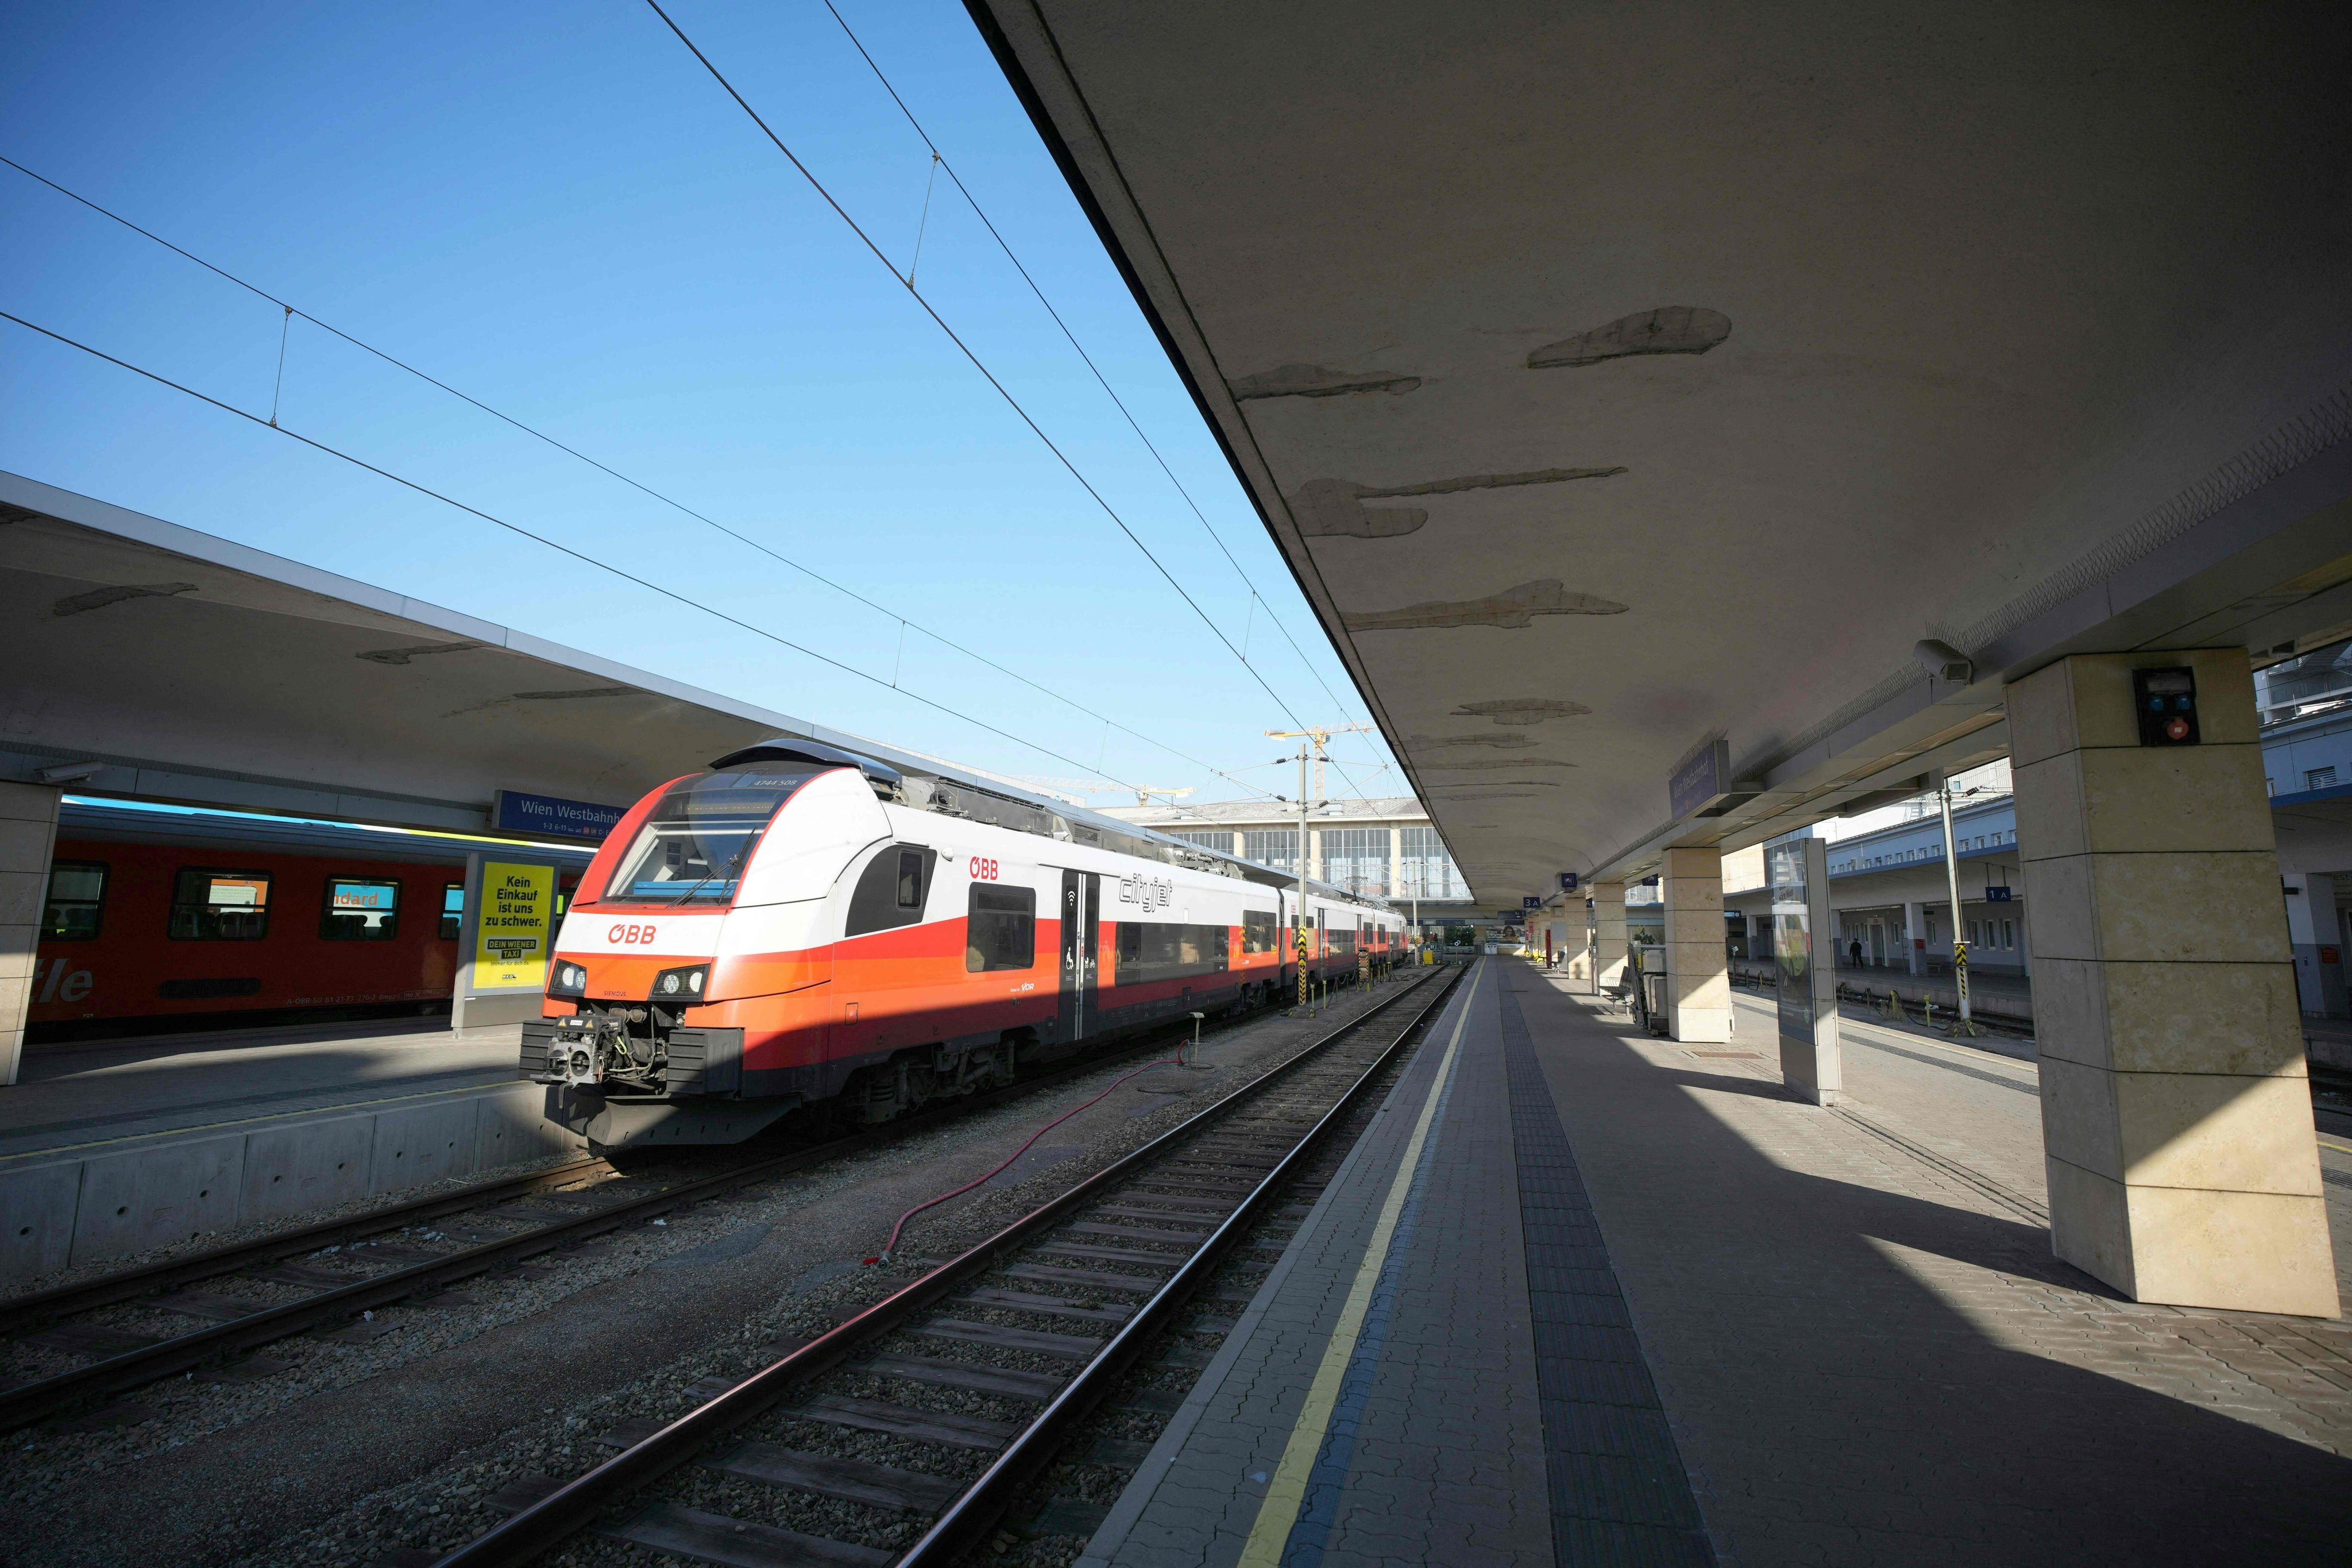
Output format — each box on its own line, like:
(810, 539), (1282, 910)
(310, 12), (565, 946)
(0, 1077), (519, 1165)
(2318, 1134), (2352, 1157)
(1234, 960), (1483, 1568)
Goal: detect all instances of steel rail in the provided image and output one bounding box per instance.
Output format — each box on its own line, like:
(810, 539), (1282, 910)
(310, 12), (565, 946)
(0, 1153), (612, 1337)
(430, 963), (1453, 1568)
(0, 976), (1384, 1432)
(897, 961), (1467, 1565)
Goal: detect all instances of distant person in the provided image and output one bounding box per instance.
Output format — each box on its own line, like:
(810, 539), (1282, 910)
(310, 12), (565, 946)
(1849, 937), (1863, 969)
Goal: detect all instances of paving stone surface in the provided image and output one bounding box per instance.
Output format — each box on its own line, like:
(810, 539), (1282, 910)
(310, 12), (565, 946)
(1083, 959), (2352, 1567)
(1083, 961), (1551, 1568)
(1519, 967), (2352, 1566)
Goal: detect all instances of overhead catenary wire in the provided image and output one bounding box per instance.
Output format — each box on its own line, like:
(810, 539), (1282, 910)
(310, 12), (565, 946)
(0, 152), (1276, 805)
(638, 1), (1368, 791)
(816, 0), (1372, 739)
(0, 306), (1166, 793)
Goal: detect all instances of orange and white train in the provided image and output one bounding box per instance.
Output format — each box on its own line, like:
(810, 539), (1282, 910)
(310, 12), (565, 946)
(522, 740), (1404, 1148)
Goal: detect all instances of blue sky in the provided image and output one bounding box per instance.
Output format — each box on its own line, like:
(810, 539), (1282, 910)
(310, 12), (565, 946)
(0, 1), (1399, 810)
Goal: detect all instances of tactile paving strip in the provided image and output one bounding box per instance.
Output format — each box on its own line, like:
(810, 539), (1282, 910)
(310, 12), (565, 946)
(1499, 986), (1714, 1566)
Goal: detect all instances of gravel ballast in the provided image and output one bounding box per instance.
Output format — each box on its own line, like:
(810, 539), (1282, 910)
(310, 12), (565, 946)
(0, 979), (1421, 1568)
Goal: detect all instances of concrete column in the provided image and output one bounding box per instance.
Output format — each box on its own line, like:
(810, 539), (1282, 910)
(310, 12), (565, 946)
(2010, 648), (2336, 1316)
(1903, 900), (1925, 975)
(1, 782), (63, 1087)
(1592, 880), (1627, 992)
(1662, 845), (1731, 1042)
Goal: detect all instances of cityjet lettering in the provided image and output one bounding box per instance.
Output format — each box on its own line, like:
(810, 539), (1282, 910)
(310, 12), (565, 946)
(1117, 874), (1173, 913)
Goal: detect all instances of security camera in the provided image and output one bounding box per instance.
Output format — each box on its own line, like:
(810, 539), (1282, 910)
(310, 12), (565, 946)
(36, 760), (105, 785)
(1913, 639), (1972, 685)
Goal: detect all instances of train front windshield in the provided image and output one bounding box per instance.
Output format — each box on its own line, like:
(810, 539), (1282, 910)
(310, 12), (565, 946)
(604, 770), (819, 904)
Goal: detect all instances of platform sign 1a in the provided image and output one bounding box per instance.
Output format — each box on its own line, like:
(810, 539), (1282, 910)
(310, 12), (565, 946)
(453, 852), (561, 1031)
(1767, 836), (1843, 1106)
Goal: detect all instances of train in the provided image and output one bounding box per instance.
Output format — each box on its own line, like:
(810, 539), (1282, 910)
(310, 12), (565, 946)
(524, 739), (1405, 1148)
(26, 801), (593, 1040)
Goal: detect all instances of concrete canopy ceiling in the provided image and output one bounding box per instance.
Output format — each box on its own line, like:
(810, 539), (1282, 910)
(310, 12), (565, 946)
(0, 473), (1139, 840)
(972, 0), (2352, 907)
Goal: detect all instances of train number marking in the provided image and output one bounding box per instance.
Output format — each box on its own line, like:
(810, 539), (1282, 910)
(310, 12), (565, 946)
(968, 857), (999, 880)
(607, 923), (661, 945)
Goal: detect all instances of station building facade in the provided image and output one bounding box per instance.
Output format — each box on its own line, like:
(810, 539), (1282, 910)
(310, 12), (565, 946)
(1705, 647), (2352, 1017)
(1098, 796), (1476, 932)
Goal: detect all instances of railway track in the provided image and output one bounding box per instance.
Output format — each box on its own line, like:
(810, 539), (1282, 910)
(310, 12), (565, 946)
(427, 960), (1466, 1568)
(0, 976), (1407, 1435)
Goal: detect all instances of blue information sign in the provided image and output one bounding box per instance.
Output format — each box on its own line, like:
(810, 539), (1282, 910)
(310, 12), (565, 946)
(492, 789), (628, 843)
(1523, 895), (1544, 909)
(1558, 872), (1579, 891)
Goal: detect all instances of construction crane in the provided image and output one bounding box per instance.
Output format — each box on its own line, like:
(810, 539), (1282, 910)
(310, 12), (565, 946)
(1264, 723), (1376, 806)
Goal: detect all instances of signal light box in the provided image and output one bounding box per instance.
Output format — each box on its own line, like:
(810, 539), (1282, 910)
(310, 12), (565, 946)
(2134, 666), (2199, 746)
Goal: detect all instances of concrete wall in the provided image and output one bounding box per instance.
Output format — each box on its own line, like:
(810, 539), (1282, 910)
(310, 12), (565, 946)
(0, 781), (62, 1088)
(0, 1082), (585, 1284)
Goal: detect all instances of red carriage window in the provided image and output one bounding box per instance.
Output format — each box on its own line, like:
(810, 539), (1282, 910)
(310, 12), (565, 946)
(169, 868), (272, 941)
(321, 877), (400, 942)
(43, 861), (108, 941)
(440, 883), (464, 940)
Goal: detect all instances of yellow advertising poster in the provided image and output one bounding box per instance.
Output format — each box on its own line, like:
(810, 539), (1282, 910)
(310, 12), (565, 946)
(474, 860), (554, 990)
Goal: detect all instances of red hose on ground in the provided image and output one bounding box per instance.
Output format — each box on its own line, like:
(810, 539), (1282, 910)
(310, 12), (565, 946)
(866, 1053), (1185, 1264)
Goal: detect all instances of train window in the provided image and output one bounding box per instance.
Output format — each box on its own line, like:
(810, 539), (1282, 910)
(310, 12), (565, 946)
(967, 885), (1036, 971)
(1242, 909), (1277, 954)
(168, 868), (273, 941)
(320, 877), (400, 942)
(43, 861), (108, 941)
(603, 769), (820, 903)
(1114, 921), (1231, 983)
(848, 845), (939, 937)
(440, 884), (464, 940)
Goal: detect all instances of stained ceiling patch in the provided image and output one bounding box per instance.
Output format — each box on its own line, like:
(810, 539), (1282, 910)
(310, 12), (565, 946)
(1342, 579), (1628, 631)
(1527, 307), (1731, 369)
(52, 582), (198, 617)
(1450, 698), (1594, 725)
(1231, 363), (1421, 400)
(1419, 758), (1577, 771)
(1407, 733), (1539, 749)
(1291, 467), (1625, 539)
(357, 639), (492, 666)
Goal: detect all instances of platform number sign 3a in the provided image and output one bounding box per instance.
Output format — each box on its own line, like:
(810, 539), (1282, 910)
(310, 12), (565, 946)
(2133, 667), (2199, 746)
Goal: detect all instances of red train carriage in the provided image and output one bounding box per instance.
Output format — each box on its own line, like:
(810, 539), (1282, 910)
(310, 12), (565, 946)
(525, 741), (1403, 1149)
(27, 802), (589, 1039)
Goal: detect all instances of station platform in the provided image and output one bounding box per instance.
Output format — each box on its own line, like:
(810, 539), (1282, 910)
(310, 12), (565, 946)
(0, 1017), (577, 1284)
(1083, 957), (2352, 1567)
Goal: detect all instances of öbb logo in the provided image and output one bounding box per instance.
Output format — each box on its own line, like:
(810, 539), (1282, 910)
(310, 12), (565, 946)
(607, 923), (660, 945)
(968, 858), (1000, 880)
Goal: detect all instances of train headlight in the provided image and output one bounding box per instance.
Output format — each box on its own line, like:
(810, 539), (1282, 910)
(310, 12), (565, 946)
(654, 964), (708, 1001)
(547, 961), (589, 998)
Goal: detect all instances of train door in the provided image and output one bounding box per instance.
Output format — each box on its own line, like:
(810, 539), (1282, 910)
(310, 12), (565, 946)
(1056, 870), (1100, 1040)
